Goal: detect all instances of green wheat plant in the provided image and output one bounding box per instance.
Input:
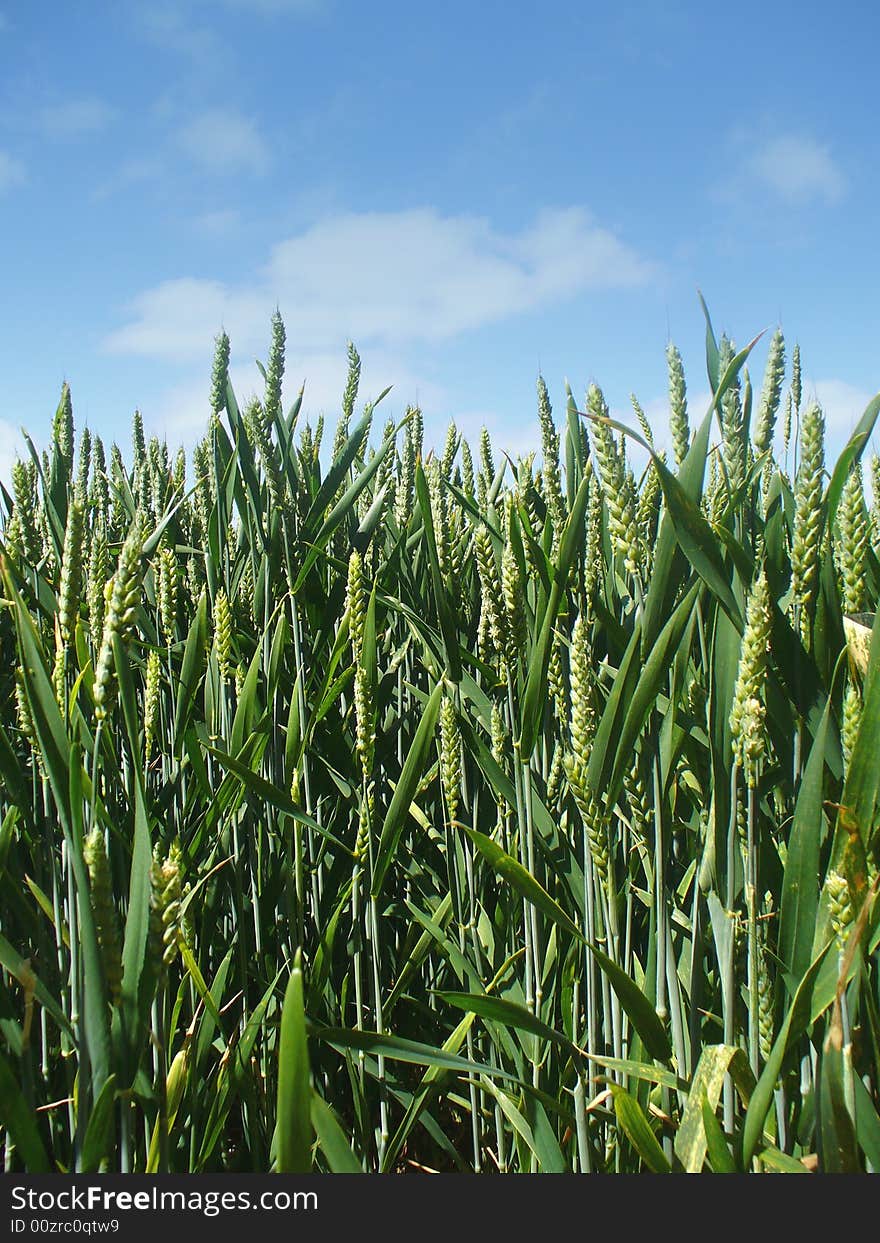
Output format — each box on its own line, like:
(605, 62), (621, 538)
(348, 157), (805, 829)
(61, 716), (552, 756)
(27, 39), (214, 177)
(1, 303), (879, 1175)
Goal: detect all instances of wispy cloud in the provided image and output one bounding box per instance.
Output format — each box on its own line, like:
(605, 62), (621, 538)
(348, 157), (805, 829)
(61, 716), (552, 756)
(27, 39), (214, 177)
(811, 379), (876, 442)
(105, 207), (653, 362)
(746, 135), (846, 205)
(0, 150), (25, 193)
(192, 208), (241, 237)
(130, 2), (220, 61)
(107, 277), (262, 362)
(107, 206), (653, 454)
(92, 155), (165, 201)
(129, 0), (321, 64)
(144, 0), (323, 16)
(37, 98), (116, 139)
(175, 108), (270, 175)
(212, 0), (326, 12)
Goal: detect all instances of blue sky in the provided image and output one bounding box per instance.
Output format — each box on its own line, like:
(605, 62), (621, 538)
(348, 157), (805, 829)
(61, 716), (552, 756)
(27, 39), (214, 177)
(1, 0), (878, 482)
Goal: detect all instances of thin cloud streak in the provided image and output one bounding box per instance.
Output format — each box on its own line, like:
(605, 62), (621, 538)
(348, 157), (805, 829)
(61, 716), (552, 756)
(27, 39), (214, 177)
(0, 150), (26, 193)
(104, 206), (655, 362)
(746, 135), (846, 205)
(37, 99), (117, 139)
(175, 108), (270, 175)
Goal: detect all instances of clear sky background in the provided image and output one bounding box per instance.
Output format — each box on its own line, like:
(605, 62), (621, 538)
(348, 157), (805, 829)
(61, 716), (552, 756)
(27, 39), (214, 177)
(1, 0), (878, 483)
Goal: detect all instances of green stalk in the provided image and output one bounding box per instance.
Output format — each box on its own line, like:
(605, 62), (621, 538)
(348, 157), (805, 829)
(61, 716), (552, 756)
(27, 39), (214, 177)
(746, 780), (760, 1077)
(723, 763), (740, 1131)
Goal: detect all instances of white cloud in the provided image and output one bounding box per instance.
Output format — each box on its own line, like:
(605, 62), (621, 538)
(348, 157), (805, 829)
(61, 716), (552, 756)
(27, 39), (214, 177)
(142, 0), (321, 18)
(746, 135), (845, 205)
(105, 206), (653, 362)
(213, 0), (324, 12)
(92, 156), (165, 201)
(0, 150), (25, 193)
(811, 379), (877, 446)
(129, 0), (321, 65)
(143, 364), (265, 446)
(107, 206), (653, 461)
(107, 278), (266, 362)
(175, 108), (270, 175)
(193, 208), (240, 237)
(130, 3), (219, 61)
(37, 98), (116, 139)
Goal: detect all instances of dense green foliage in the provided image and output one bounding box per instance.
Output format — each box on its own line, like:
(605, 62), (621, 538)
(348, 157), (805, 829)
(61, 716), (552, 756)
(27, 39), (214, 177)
(1, 308), (879, 1173)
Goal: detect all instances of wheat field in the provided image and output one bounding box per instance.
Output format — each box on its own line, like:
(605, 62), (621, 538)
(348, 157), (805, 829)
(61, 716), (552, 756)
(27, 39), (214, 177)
(1, 305), (879, 1173)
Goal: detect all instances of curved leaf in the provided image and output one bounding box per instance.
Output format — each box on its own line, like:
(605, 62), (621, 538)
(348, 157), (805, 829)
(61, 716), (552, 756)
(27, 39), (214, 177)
(464, 827), (584, 944)
(372, 679), (444, 897)
(277, 950), (314, 1174)
(610, 1086), (671, 1173)
(588, 942), (672, 1064)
